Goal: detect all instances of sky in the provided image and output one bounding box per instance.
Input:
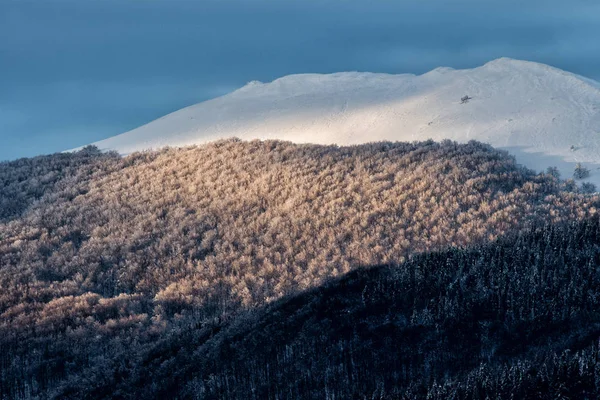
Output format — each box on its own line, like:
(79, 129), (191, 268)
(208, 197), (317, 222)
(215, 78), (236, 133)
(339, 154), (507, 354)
(1, 0), (600, 160)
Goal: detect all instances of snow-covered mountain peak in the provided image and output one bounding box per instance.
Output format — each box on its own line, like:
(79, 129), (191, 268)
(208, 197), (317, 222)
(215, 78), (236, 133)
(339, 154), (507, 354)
(84, 58), (600, 187)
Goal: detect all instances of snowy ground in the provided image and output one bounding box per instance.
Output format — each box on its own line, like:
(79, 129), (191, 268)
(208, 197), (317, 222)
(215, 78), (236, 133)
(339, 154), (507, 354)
(84, 58), (600, 188)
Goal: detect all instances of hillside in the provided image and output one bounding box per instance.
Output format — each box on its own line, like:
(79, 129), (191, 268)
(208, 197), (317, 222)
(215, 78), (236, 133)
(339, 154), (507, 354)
(86, 58), (600, 187)
(130, 217), (600, 399)
(1, 140), (598, 399)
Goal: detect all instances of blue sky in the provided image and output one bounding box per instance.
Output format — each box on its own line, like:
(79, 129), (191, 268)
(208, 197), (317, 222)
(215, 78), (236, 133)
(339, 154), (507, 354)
(2, 0), (600, 160)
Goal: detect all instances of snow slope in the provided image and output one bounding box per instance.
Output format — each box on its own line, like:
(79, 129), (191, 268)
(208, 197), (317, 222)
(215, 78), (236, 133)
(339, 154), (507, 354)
(87, 58), (600, 187)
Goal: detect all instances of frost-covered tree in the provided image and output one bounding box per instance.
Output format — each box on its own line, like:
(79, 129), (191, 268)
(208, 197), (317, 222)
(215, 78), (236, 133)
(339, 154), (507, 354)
(574, 163), (591, 179)
(546, 166), (560, 179)
(581, 182), (597, 194)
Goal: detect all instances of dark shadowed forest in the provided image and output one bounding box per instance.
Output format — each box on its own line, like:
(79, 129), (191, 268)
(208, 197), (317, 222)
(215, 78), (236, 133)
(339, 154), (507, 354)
(1, 139), (599, 399)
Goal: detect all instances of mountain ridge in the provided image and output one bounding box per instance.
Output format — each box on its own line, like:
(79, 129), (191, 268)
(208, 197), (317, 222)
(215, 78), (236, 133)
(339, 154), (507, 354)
(83, 58), (600, 187)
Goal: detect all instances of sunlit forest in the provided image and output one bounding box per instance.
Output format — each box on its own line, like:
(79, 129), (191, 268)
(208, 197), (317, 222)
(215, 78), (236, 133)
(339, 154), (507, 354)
(1, 139), (599, 399)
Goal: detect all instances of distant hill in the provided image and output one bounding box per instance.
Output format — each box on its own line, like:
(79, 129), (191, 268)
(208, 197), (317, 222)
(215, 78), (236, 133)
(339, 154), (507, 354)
(1, 140), (598, 399)
(86, 58), (600, 187)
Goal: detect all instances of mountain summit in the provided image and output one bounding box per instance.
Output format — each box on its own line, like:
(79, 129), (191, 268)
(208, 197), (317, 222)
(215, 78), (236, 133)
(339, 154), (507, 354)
(88, 58), (600, 185)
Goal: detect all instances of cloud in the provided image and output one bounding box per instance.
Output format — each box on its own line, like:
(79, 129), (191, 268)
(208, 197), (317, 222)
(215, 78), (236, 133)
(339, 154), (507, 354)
(1, 0), (599, 160)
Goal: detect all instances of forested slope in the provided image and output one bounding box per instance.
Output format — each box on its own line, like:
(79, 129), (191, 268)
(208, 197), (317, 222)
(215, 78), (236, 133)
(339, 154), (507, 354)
(0, 139), (598, 399)
(145, 217), (600, 399)
(0, 146), (119, 221)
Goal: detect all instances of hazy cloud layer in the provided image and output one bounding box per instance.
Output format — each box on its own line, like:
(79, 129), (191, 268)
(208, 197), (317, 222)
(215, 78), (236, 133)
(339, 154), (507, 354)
(1, 0), (599, 160)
